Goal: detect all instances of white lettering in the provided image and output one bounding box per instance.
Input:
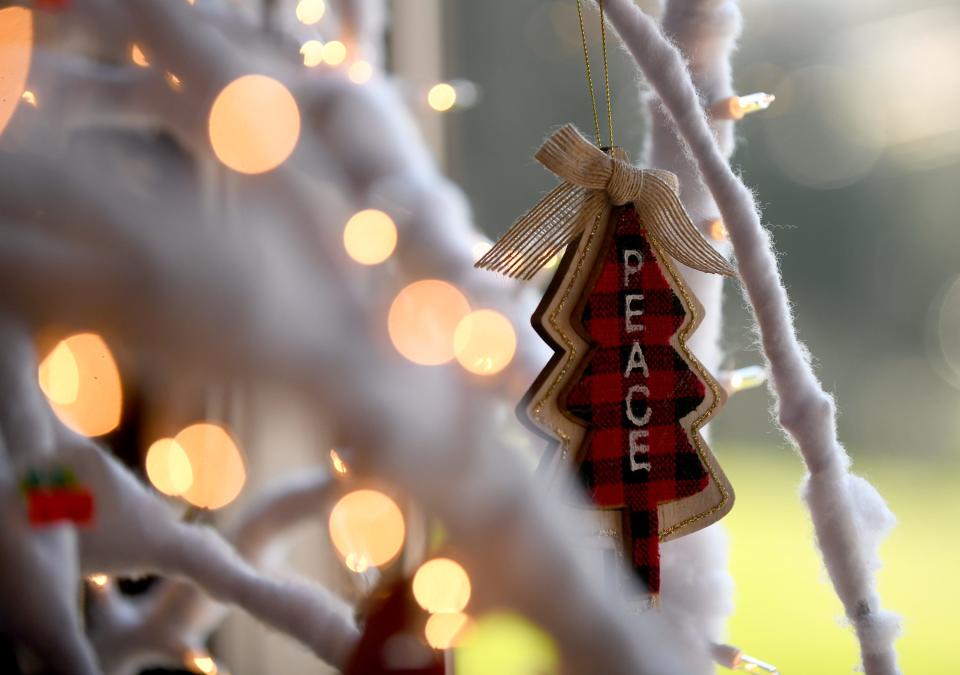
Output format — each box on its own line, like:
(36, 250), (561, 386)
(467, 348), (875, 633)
(629, 430), (651, 472)
(623, 249), (643, 285)
(625, 385), (652, 427)
(624, 341), (650, 378)
(625, 294), (645, 333)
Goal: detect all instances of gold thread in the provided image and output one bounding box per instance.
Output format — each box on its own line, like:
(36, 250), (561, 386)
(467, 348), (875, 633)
(575, 0), (602, 146)
(598, 0), (613, 148)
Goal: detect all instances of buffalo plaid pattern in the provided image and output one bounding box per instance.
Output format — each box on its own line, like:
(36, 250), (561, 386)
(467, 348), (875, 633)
(564, 204), (710, 593)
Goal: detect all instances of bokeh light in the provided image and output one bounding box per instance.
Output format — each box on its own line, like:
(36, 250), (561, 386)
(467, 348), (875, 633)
(412, 558), (471, 614)
(455, 612), (560, 675)
(87, 573), (109, 589)
(708, 218), (728, 242)
(208, 74), (301, 174)
(38, 333), (122, 437)
(427, 83), (457, 112)
(185, 650), (218, 675)
(425, 612), (472, 650)
(328, 489), (405, 569)
(130, 43), (149, 67)
(21, 89), (36, 106)
(343, 209), (397, 265)
(175, 423), (246, 510)
(348, 60), (373, 84)
(388, 280), (471, 366)
(453, 309), (516, 376)
(300, 40), (324, 67)
(165, 72), (182, 92)
(330, 448), (349, 475)
(322, 40), (347, 66)
(0, 7), (33, 136)
(145, 438), (194, 497)
(295, 0), (325, 25)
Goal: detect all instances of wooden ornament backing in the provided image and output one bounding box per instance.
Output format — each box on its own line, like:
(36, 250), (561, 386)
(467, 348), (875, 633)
(519, 195), (733, 546)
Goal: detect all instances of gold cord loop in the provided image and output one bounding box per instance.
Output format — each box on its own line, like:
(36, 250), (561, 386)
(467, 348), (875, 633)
(576, 0), (614, 148)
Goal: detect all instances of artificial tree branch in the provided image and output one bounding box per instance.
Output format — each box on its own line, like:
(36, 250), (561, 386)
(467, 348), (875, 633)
(601, 1), (900, 672)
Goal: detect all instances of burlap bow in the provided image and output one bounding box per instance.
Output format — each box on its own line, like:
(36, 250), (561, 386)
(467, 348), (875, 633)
(475, 124), (736, 279)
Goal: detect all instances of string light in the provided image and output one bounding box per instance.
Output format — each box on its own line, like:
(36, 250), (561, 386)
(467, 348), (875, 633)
(329, 449), (349, 475)
(175, 423), (246, 510)
(0, 7), (33, 137)
(322, 40), (347, 66)
(342, 209), (397, 265)
(300, 40), (324, 68)
(722, 365), (767, 394)
(208, 74), (301, 174)
(347, 60), (373, 84)
(708, 218), (728, 241)
(427, 83), (457, 112)
(295, 0), (325, 25)
(711, 92), (776, 121)
(130, 43), (149, 67)
(412, 557), (471, 613)
(328, 489), (405, 570)
(453, 309), (517, 376)
(388, 280), (471, 366)
(87, 573), (109, 589)
(164, 72), (183, 92)
(21, 89), (36, 106)
(145, 438), (194, 496)
(184, 649), (218, 675)
(712, 643), (780, 673)
(38, 333), (123, 437)
(424, 612), (472, 650)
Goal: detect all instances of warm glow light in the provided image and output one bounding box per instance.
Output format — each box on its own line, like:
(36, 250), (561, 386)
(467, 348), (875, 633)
(388, 280), (471, 366)
(321, 40), (346, 66)
(328, 489), (405, 569)
(453, 310), (516, 376)
(455, 612), (560, 675)
(300, 40), (324, 67)
(185, 650), (218, 675)
(725, 365), (767, 394)
(208, 74), (301, 174)
(38, 334), (122, 437)
(175, 423), (246, 510)
(708, 218), (728, 241)
(88, 573), (109, 588)
(425, 612), (472, 650)
(330, 449), (348, 475)
(21, 89), (35, 106)
(427, 83), (457, 112)
(145, 438), (194, 497)
(343, 209), (397, 265)
(295, 0), (325, 25)
(131, 43), (149, 67)
(165, 72), (182, 91)
(348, 60), (373, 84)
(413, 558), (471, 614)
(0, 7), (33, 136)
(712, 92), (776, 121)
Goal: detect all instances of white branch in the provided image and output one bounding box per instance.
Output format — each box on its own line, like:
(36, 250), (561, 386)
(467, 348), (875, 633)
(602, 1), (900, 672)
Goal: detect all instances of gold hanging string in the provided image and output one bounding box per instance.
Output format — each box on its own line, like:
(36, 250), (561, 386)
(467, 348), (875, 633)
(575, 0), (614, 148)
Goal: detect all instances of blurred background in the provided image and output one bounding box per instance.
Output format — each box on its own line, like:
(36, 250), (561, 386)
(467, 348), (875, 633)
(436, 0), (960, 671)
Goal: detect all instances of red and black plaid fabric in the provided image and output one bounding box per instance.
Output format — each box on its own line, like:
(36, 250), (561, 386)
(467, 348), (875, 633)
(564, 204), (710, 594)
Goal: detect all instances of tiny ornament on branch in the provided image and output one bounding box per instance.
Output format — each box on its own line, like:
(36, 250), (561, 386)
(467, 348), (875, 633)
(476, 124), (736, 598)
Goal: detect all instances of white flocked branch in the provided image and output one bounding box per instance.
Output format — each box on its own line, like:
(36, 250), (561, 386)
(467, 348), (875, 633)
(600, 0), (900, 672)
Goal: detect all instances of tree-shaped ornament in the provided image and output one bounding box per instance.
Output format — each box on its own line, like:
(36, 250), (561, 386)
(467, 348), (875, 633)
(477, 125), (736, 598)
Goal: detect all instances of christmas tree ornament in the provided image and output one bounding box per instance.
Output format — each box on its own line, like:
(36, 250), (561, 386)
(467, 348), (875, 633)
(476, 0), (735, 598)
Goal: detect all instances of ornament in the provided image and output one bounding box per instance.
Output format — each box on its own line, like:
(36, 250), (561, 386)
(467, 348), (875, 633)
(476, 125), (735, 596)
(21, 466), (94, 526)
